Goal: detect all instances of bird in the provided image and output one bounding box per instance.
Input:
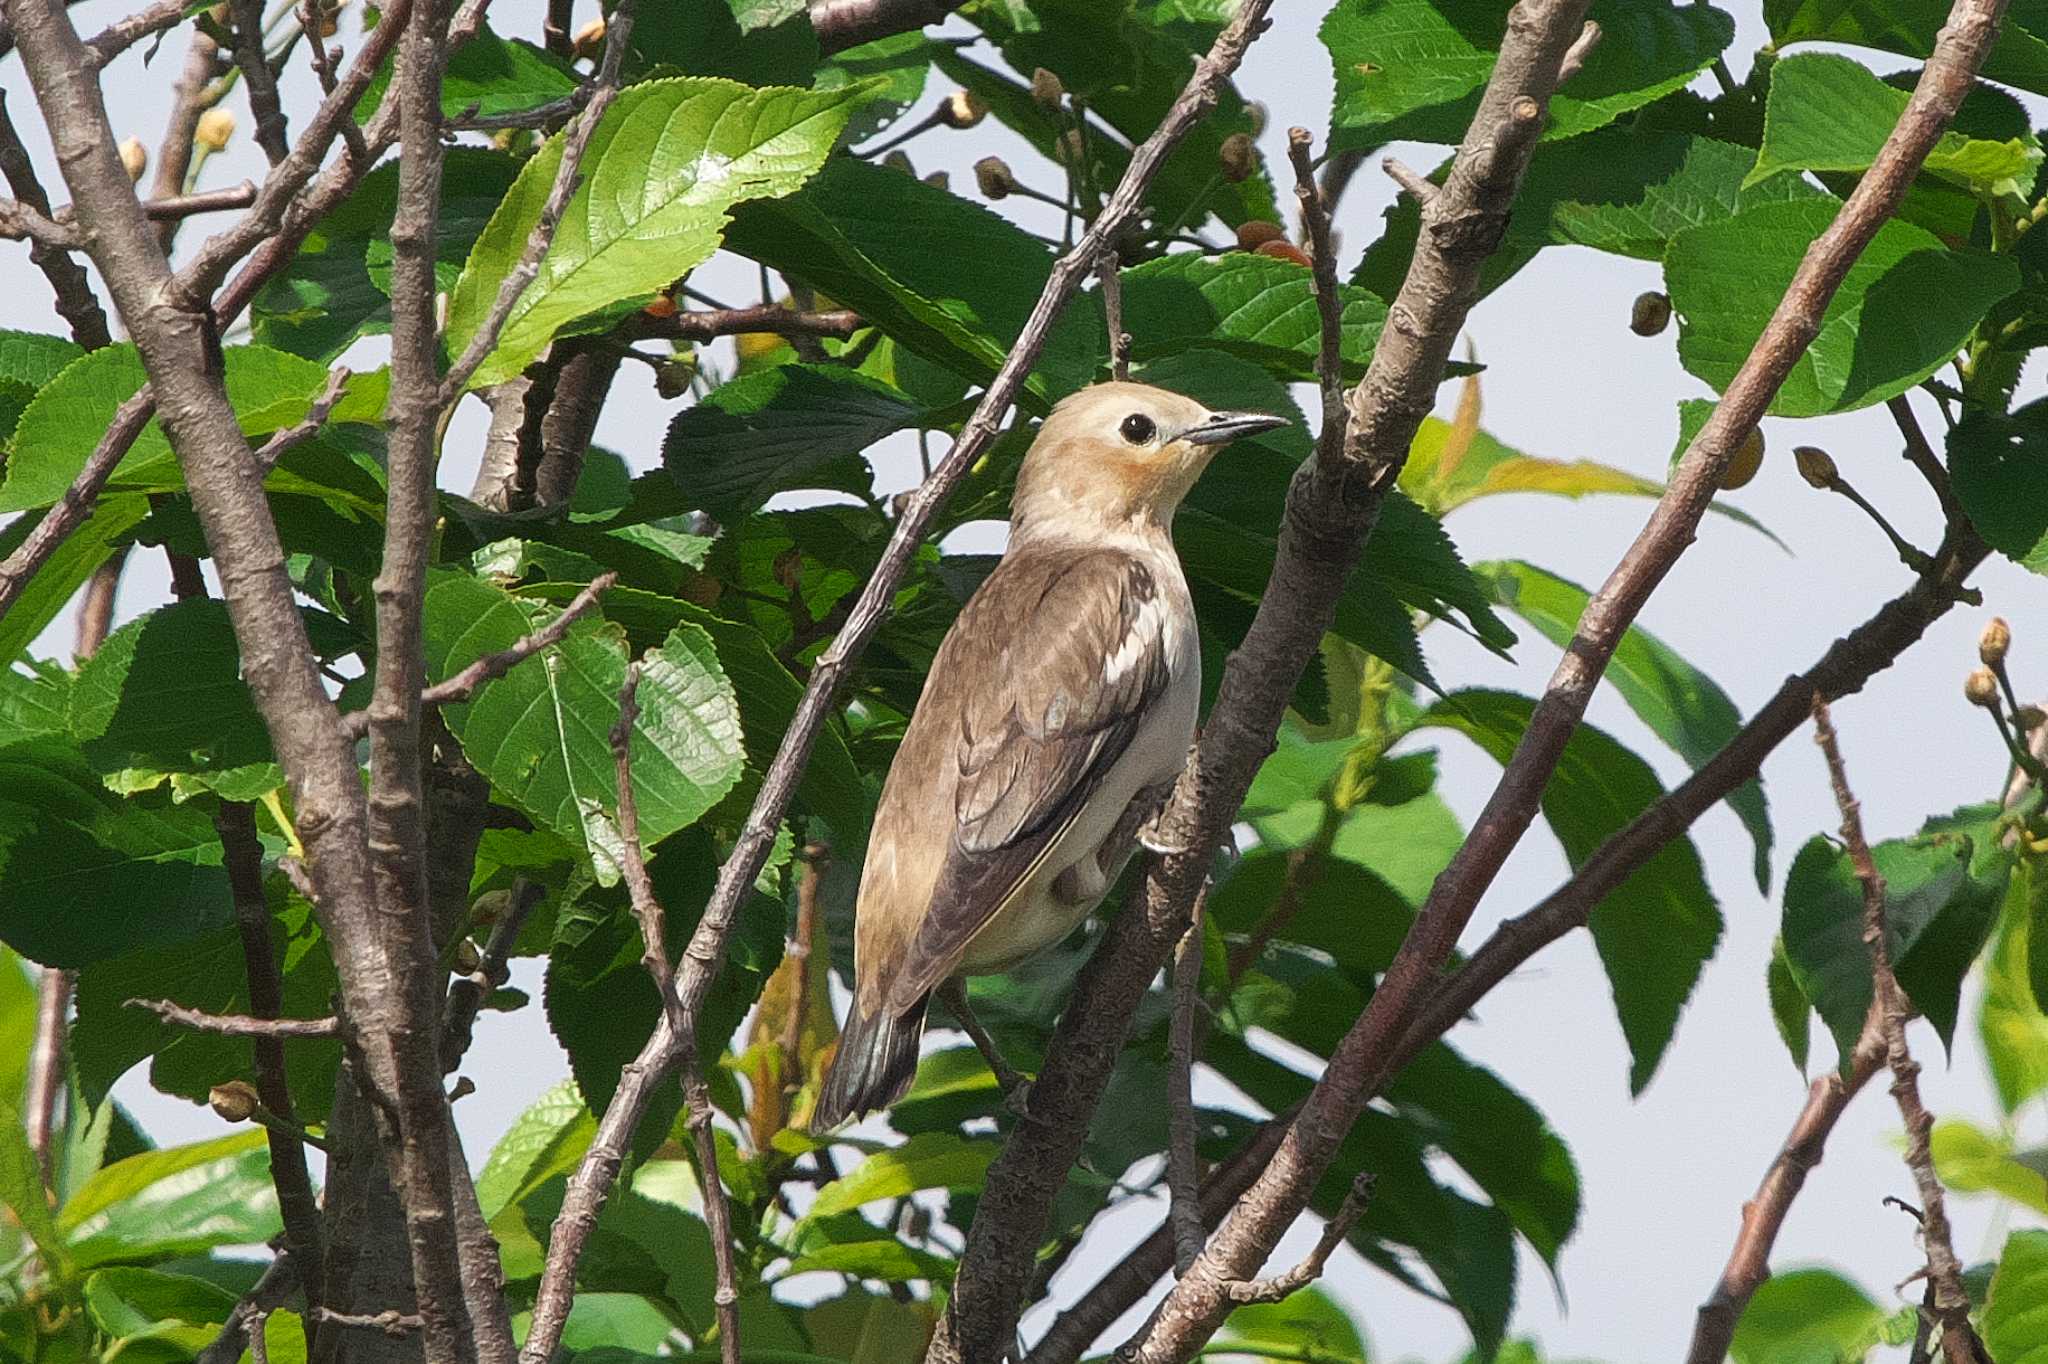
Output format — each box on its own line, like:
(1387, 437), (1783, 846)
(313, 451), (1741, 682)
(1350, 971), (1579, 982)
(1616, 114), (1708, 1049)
(814, 381), (1288, 1128)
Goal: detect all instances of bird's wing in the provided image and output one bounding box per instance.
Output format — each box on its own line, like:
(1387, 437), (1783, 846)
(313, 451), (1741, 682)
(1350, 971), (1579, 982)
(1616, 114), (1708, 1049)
(884, 547), (1174, 1012)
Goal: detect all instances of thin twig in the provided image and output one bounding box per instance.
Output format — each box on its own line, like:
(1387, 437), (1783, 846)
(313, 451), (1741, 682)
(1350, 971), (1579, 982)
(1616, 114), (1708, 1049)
(610, 666), (743, 1364)
(1887, 394), (1964, 522)
(1115, 5), (2011, 1355)
(146, 27), (223, 252)
(227, 0), (290, 162)
(437, 0), (638, 403)
(1219, 1173), (1373, 1306)
(195, 1252), (299, 1364)
(1287, 129), (1342, 449)
(521, 7), (1282, 1361)
(256, 365), (351, 468)
(1379, 157), (1439, 207)
(84, 0), (186, 66)
(0, 391), (156, 627)
(342, 573), (617, 740)
(1099, 242), (1130, 381)
(0, 90), (108, 346)
(1813, 698), (1989, 1364)
(938, 981), (1030, 1106)
(1556, 19), (1601, 83)
(442, 880), (540, 1071)
(628, 304), (863, 343)
(1166, 895), (1206, 1276)
(309, 1307), (425, 1336)
(126, 999), (342, 1037)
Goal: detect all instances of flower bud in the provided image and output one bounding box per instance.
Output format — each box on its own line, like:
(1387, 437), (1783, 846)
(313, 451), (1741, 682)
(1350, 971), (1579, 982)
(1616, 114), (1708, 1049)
(923, 169), (950, 191)
(1629, 291), (1671, 337)
(1029, 67), (1065, 111)
(1235, 219), (1285, 251)
(452, 938), (482, 974)
(1218, 132), (1256, 183)
(210, 1080), (260, 1123)
(117, 137), (148, 183)
(882, 149), (915, 177)
(1720, 429), (1763, 490)
(1254, 238), (1312, 268)
(1794, 445), (1837, 489)
(642, 293), (677, 319)
(1965, 668), (2001, 708)
(940, 90), (987, 129)
(655, 360), (694, 400)
(974, 155), (1015, 200)
(1980, 616), (2011, 667)
(194, 108), (235, 153)
(572, 16), (606, 58)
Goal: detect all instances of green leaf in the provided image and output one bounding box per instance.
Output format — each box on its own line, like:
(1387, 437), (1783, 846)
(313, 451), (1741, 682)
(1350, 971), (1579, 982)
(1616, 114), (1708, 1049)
(476, 1078), (596, 1221)
(1950, 397), (2048, 576)
(1324, 0), (1733, 150)
(0, 738), (230, 968)
(82, 1267), (237, 1355)
(432, 28), (579, 119)
(1763, 0), (2048, 101)
(0, 1101), (64, 1265)
(778, 1215), (956, 1283)
(445, 76), (872, 389)
(0, 945), (35, 1111)
(1732, 1267), (1885, 1364)
(817, 31), (930, 144)
(1665, 198), (2021, 416)
(1479, 559), (1772, 890)
(807, 1131), (998, 1220)
(421, 572), (744, 880)
(69, 598), (273, 787)
(625, 0), (820, 86)
(1768, 935), (1813, 1075)
(61, 1131), (280, 1267)
(723, 155), (1098, 407)
(1931, 1119), (2048, 1215)
(1985, 1228), (2048, 1363)
(0, 496), (148, 668)
(1, 343), (360, 511)
(1217, 1287), (1368, 1362)
(1416, 690), (1720, 1093)
(1983, 861), (2048, 1114)
(662, 365), (922, 519)
(254, 149), (522, 361)
(1752, 54), (2041, 197)
(1119, 252), (1387, 382)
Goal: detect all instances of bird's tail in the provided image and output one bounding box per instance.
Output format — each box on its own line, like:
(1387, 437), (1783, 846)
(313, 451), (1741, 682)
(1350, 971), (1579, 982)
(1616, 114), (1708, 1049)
(815, 994), (927, 1130)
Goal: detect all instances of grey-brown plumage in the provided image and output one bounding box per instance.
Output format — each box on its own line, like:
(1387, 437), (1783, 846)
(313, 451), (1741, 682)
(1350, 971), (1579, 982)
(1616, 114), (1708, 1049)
(816, 383), (1286, 1128)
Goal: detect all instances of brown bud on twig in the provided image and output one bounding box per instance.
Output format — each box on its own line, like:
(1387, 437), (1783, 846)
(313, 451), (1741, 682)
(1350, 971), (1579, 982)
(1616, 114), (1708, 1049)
(1965, 668), (2001, 708)
(882, 150), (915, 177)
(572, 16), (606, 58)
(1720, 429), (1763, 490)
(655, 359), (694, 400)
(1629, 291), (1671, 337)
(118, 137), (148, 183)
(2017, 705), (2045, 732)
(924, 170), (951, 191)
(1254, 238), (1312, 268)
(974, 156), (1016, 200)
(1980, 617), (2011, 667)
(452, 939), (483, 974)
(1794, 445), (1838, 489)
(210, 1080), (260, 1122)
(194, 108), (235, 153)
(1235, 220), (1285, 251)
(642, 294), (677, 319)
(1218, 132), (1256, 183)
(1030, 68), (1065, 111)
(940, 90), (988, 129)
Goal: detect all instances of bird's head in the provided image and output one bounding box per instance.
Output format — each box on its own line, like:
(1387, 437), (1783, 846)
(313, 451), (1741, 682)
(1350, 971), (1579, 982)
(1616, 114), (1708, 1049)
(1010, 381), (1288, 538)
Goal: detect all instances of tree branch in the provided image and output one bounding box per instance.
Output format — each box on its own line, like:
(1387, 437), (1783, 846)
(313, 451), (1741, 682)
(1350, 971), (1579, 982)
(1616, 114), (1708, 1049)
(0, 88), (108, 346)
(84, 0), (186, 66)
(0, 391), (155, 627)
(127, 998), (342, 1038)
(628, 303), (864, 343)
(809, 0), (961, 55)
(520, 7), (1279, 1360)
(195, 1251), (300, 1364)
(1113, 6), (2009, 1356)
(1165, 889), (1206, 1277)
(1813, 699), (1989, 1364)
(227, 0), (290, 163)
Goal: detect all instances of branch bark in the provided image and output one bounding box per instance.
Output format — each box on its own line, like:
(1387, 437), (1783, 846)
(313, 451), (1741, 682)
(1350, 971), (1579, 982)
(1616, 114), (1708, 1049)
(809, 0), (961, 55)
(519, 7), (1278, 1359)
(1813, 700), (1989, 1364)
(1111, 6), (2006, 1356)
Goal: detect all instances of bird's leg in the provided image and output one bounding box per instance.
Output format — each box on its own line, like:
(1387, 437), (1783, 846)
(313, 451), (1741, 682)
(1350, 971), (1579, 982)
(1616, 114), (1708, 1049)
(1131, 778), (1189, 856)
(937, 980), (1032, 1118)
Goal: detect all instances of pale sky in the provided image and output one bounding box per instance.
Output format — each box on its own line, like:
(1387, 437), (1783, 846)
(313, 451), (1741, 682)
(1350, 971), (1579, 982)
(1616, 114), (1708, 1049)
(13, 2), (2047, 1360)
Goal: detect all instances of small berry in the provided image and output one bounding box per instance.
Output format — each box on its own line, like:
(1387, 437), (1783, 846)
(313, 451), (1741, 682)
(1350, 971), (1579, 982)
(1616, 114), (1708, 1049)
(210, 1080), (260, 1123)
(1794, 445), (1838, 489)
(1980, 616), (2011, 667)
(642, 294), (677, 319)
(1719, 429), (1763, 490)
(194, 108), (235, 152)
(1629, 291), (1671, 337)
(1029, 68), (1065, 111)
(1235, 220), (1285, 251)
(1253, 239), (1312, 268)
(1218, 132), (1256, 183)
(572, 16), (606, 57)
(974, 156), (1016, 200)
(1965, 668), (2001, 708)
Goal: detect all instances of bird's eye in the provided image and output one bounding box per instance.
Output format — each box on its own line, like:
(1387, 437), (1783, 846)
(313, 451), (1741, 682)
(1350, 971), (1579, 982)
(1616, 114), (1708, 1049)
(1119, 413), (1156, 444)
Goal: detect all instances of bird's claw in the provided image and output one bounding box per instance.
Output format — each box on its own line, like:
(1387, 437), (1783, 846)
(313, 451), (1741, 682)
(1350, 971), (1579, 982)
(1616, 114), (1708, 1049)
(1138, 818), (1190, 857)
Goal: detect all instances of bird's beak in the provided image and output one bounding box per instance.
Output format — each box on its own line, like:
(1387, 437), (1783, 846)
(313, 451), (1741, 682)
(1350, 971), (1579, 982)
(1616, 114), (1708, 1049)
(1181, 409), (1290, 446)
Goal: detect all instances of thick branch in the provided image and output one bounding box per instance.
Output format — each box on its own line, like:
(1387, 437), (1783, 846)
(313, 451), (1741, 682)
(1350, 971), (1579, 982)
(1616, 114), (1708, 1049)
(1814, 701), (1988, 1364)
(520, 7), (1278, 1360)
(227, 0), (290, 163)
(1116, 6), (2009, 1356)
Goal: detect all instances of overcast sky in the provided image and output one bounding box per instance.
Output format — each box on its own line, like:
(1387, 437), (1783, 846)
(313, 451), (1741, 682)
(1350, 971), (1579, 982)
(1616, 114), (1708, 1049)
(14, 2), (2048, 1360)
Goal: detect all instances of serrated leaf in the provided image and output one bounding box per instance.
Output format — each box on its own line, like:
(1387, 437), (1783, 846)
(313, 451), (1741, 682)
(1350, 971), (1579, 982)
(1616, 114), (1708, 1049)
(0, 495), (148, 668)
(1480, 559), (1772, 890)
(477, 1080), (596, 1222)
(446, 76), (873, 389)
(663, 364), (922, 519)
(1665, 198), (2021, 416)
(1931, 1119), (2048, 1215)
(1324, 0), (1733, 150)
(69, 598), (274, 785)
(1985, 1228), (2048, 1363)
(1218, 1287), (1367, 1362)
(817, 30), (930, 144)
(61, 1132), (280, 1267)
(806, 1131), (998, 1220)
(0, 738), (230, 968)
(1768, 935), (1812, 1075)
(1983, 861), (2048, 1114)
(1752, 54), (2041, 197)
(1950, 397), (2048, 576)
(421, 572), (743, 879)
(1119, 251), (1387, 381)
(0, 1101), (64, 1265)
(1732, 1267), (1885, 1364)
(82, 1267), (237, 1352)
(1763, 0), (2048, 101)
(1416, 690), (1720, 1093)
